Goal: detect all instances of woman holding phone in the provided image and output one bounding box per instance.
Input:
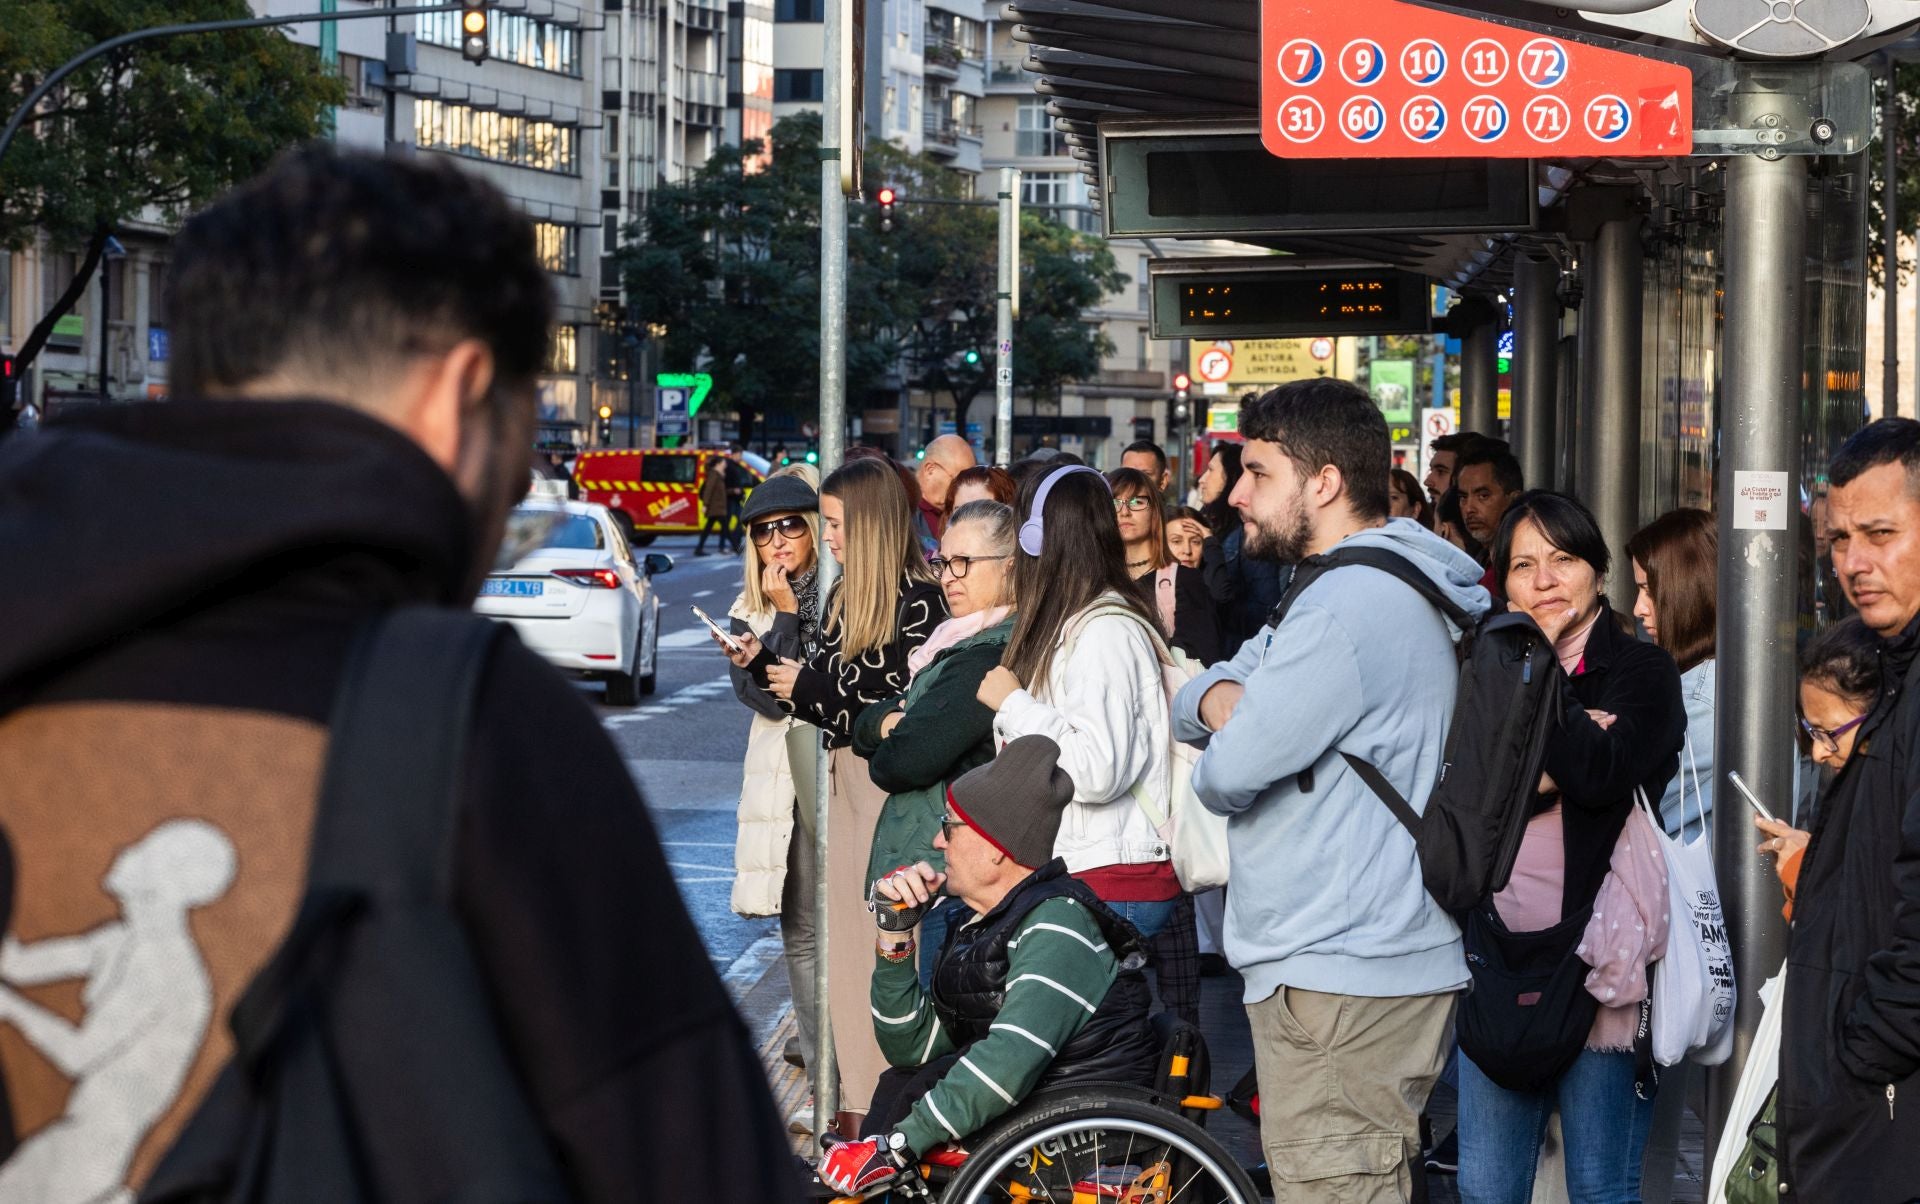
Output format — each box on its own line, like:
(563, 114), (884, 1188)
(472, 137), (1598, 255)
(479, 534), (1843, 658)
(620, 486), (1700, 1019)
(719, 466), (824, 1128)
(721, 456), (945, 1134)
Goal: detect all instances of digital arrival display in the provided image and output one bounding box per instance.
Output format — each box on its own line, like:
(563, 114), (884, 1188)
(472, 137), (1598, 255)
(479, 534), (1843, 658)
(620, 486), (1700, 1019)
(1151, 262), (1433, 339)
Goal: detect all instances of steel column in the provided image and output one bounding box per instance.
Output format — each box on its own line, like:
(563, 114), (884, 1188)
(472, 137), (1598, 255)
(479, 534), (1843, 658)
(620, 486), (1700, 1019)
(995, 167), (1019, 465)
(1575, 216), (1643, 568)
(1885, 60), (1900, 417)
(812, 0), (850, 1136)
(1511, 256), (1560, 491)
(1708, 153), (1806, 1155)
(1460, 316), (1499, 437)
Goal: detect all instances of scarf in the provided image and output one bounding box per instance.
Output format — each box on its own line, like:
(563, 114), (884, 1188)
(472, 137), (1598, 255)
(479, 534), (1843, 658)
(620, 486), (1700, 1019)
(907, 605), (1014, 681)
(1554, 608), (1602, 675)
(791, 568), (822, 657)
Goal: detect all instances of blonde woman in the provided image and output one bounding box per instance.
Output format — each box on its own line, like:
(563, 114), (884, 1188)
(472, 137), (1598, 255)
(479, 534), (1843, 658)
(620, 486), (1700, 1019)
(720, 465), (824, 1131)
(725, 456), (945, 1132)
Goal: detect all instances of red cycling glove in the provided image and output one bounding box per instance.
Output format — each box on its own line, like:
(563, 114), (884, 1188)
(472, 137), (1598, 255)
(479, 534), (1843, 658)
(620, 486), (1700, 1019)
(816, 1134), (910, 1195)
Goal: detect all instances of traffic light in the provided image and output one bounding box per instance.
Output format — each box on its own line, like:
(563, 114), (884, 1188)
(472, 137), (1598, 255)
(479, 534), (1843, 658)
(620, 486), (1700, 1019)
(805, 449), (820, 465)
(596, 403), (613, 444)
(1171, 372), (1192, 427)
(460, 1), (490, 63)
(963, 349), (980, 366)
(877, 186), (897, 234)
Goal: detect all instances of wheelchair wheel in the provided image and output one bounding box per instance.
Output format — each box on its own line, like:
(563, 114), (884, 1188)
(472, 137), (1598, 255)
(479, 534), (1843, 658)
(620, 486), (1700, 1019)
(939, 1087), (1260, 1204)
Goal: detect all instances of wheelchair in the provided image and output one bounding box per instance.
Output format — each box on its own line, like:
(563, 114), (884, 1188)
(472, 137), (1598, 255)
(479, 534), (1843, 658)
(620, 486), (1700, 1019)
(824, 1016), (1264, 1204)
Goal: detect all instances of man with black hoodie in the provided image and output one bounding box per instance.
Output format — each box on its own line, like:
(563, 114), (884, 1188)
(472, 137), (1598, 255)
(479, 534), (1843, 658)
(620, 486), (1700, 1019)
(1781, 417), (1920, 1200)
(0, 146), (796, 1202)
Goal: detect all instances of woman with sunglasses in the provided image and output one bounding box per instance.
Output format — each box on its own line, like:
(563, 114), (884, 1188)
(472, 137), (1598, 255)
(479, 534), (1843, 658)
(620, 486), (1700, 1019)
(976, 466), (1180, 939)
(853, 500), (1019, 986)
(720, 467), (826, 1129)
(723, 456), (945, 1134)
(1108, 467), (1222, 667)
(1758, 618), (1882, 918)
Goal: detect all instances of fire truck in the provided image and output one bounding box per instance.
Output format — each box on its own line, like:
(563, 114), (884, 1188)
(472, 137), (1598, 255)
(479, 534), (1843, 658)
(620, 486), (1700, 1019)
(572, 448), (767, 545)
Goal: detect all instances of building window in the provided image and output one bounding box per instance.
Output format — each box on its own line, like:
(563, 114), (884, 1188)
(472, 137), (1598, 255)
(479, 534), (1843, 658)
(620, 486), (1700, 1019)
(1137, 325), (1151, 370)
(606, 156), (620, 187)
(43, 251), (80, 349)
(604, 213), (621, 251)
(773, 69), (823, 102)
(775, 0), (822, 21)
(0, 249), (11, 335)
(545, 324), (579, 375)
(1016, 98), (1062, 157)
(414, 98), (579, 174)
(533, 223), (580, 275)
(1138, 255), (1150, 309)
(1020, 170), (1072, 209)
(419, 10), (582, 75)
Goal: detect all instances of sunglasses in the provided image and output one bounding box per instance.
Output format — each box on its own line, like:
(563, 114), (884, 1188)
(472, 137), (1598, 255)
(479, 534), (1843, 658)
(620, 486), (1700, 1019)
(929, 554), (1011, 579)
(1798, 713), (1866, 755)
(750, 516), (810, 546)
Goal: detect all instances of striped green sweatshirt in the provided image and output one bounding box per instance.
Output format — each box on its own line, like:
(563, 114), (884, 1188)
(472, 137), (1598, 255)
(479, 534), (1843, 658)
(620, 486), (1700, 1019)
(870, 895), (1119, 1156)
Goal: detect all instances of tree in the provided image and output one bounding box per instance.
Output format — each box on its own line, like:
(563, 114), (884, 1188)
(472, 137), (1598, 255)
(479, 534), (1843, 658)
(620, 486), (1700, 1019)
(0, 0), (344, 393)
(622, 114), (1126, 444)
(1869, 64), (1920, 285)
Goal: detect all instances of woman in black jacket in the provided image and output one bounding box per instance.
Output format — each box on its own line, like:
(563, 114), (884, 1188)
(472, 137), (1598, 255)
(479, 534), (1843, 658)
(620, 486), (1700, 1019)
(1456, 491), (1685, 1203)
(1107, 467), (1221, 666)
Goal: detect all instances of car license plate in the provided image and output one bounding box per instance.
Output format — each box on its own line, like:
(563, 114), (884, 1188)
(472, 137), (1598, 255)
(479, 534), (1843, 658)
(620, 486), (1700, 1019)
(481, 578), (544, 598)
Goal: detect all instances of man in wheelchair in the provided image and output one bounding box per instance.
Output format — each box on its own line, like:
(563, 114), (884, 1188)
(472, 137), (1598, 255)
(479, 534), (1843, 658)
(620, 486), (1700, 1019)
(815, 736), (1161, 1197)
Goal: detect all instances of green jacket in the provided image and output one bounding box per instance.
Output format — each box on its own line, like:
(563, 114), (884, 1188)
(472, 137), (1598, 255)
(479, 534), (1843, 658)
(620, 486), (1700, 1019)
(853, 616), (1015, 888)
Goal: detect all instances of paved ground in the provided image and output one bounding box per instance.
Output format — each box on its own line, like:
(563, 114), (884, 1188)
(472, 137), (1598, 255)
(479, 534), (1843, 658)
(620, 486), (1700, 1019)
(579, 533), (1710, 1199)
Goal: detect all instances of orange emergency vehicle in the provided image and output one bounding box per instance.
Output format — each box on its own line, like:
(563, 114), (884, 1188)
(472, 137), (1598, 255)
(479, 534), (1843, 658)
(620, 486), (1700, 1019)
(572, 448), (765, 545)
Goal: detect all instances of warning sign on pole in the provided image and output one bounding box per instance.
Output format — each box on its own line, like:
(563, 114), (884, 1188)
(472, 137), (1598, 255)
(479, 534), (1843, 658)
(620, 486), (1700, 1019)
(1261, 0), (1692, 160)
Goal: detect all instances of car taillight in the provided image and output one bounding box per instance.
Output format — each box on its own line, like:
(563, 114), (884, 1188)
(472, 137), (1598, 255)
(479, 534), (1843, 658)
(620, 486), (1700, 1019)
(552, 568), (621, 589)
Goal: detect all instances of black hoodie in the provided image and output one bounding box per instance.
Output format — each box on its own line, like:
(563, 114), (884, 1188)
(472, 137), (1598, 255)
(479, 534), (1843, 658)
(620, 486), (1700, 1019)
(0, 401), (798, 1203)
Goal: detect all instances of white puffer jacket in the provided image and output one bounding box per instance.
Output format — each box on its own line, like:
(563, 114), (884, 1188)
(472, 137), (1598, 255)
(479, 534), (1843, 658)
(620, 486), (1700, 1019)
(729, 596), (803, 917)
(992, 596), (1172, 871)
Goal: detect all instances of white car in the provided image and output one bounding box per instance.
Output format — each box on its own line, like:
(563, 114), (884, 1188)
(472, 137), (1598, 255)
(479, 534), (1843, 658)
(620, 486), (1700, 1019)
(476, 501), (672, 705)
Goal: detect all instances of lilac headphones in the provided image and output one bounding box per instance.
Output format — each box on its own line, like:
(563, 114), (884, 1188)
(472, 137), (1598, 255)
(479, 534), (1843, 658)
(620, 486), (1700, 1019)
(1018, 465), (1111, 556)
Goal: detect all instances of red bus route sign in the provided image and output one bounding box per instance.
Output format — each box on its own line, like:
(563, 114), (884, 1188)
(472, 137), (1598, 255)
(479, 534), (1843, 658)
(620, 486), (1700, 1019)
(1261, 0), (1692, 160)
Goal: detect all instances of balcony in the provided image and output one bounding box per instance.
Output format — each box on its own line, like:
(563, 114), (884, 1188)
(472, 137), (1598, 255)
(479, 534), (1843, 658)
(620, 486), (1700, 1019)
(922, 113), (982, 155)
(986, 57), (1031, 88)
(924, 39), (964, 78)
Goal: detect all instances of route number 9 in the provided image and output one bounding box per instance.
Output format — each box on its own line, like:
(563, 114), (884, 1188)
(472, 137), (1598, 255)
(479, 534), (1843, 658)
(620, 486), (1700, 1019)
(1340, 39), (1385, 85)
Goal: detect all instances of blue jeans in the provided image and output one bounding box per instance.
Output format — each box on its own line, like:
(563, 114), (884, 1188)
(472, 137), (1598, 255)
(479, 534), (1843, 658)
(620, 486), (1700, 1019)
(1107, 898), (1176, 940)
(1457, 1049), (1655, 1204)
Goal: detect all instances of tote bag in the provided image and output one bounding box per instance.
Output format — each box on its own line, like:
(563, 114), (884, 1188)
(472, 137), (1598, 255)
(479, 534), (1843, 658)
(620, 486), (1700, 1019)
(1648, 743), (1737, 1066)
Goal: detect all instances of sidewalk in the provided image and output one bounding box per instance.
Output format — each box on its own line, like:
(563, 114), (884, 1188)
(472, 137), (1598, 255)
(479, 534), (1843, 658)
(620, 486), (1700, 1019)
(746, 953), (1710, 1200)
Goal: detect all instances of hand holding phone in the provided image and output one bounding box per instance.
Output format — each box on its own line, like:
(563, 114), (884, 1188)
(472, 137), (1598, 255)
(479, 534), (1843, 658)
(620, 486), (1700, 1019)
(691, 605), (745, 655)
(1726, 770), (1777, 824)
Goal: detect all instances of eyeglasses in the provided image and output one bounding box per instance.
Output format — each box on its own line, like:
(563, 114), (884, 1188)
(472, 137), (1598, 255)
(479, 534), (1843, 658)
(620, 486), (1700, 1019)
(750, 516), (810, 546)
(1113, 496), (1152, 513)
(938, 812), (965, 840)
(1798, 713), (1866, 755)
(929, 554), (1011, 579)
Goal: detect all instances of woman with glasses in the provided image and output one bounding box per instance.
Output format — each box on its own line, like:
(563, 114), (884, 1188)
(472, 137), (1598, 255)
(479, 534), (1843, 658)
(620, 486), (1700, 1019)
(723, 456), (945, 1134)
(1758, 618), (1882, 918)
(1108, 467), (1222, 667)
(853, 500), (1019, 987)
(719, 466), (826, 1130)
(976, 466), (1180, 939)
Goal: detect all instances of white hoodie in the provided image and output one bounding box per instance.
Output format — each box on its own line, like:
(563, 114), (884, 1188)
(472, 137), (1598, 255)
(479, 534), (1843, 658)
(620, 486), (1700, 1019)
(993, 594), (1172, 871)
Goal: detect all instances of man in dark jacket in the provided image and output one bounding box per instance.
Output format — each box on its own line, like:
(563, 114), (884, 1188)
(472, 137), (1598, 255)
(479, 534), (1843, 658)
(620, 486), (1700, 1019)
(0, 146), (796, 1202)
(814, 737), (1158, 1197)
(1782, 417), (1920, 1199)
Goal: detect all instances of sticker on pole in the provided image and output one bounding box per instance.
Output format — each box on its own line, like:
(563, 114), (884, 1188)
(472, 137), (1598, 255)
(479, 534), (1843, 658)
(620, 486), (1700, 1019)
(1733, 471), (1790, 531)
(1261, 0), (1692, 159)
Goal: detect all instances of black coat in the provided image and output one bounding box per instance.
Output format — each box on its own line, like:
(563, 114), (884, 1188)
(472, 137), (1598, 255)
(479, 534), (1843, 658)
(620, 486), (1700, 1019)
(1136, 563), (1224, 666)
(1780, 614), (1920, 1201)
(1538, 603), (1685, 917)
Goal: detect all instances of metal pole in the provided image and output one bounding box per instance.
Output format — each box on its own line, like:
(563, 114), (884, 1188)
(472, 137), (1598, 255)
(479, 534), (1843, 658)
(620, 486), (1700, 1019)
(1885, 60), (1900, 417)
(1001, 174), (1022, 461)
(1575, 216), (1644, 568)
(1459, 314), (1499, 437)
(1708, 152), (1805, 1157)
(813, 0), (851, 1141)
(98, 256), (110, 404)
(1512, 256), (1560, 491)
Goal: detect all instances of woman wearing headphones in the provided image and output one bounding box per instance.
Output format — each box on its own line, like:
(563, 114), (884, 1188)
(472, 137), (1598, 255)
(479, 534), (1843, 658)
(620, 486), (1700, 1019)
(976, 465), (1180, 938)
(726, 455), (946, 1134)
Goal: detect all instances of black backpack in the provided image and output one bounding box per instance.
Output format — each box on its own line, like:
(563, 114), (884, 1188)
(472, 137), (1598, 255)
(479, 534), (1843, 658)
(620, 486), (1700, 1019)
(1271, 545), (1562, 914)
(142, 610), (575, 1204)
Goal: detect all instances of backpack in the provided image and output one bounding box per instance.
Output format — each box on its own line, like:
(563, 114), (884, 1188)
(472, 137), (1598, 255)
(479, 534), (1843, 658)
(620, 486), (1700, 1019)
(141, 609), (575, 1204)
(1065, 603), (1230, 891)
(1270, 545), (1561, 914)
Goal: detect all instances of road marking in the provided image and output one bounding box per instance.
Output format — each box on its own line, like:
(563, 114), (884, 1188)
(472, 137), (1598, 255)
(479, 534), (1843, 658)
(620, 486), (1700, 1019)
(601, 674), (733, 726)
(693, 589), (715, 598)
(665, 841), (736, 847)
(669, 861), (735, 873)
(722, 934), (786, 1003)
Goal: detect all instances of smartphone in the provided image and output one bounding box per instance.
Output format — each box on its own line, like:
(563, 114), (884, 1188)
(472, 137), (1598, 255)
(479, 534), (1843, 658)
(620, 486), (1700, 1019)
(690, 605), (745, 655)
(1726, 770), (1778, 824)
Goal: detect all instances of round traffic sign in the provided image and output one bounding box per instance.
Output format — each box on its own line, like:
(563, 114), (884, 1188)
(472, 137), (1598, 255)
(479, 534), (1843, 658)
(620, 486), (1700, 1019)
(1309, 338), (1335, 362)
(1197, 348), (1234, 383)
(1426, 410), (1456, 438)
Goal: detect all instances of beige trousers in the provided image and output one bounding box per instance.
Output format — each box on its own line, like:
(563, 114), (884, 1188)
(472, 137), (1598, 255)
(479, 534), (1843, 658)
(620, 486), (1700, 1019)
(826, 745), (890, 1116)
(1247, 985), (1456, 1203)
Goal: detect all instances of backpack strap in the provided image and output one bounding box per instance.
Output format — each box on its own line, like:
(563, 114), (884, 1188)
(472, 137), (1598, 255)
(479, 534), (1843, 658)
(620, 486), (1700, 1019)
(229, 608), (503, 1070)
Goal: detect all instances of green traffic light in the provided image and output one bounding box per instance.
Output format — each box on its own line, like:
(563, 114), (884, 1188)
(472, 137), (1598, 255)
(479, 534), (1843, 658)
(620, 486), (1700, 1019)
(964, 350), (980, 365)
(806, 450), (819, 464)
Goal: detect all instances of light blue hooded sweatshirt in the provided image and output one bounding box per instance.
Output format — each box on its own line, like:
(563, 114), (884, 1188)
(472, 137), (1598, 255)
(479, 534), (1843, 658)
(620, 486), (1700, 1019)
(1172, 519), (1492, 1004)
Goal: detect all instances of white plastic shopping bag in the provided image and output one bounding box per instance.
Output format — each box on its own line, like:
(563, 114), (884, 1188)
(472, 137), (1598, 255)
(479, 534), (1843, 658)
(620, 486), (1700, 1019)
(1647, 742), (1737, 1066)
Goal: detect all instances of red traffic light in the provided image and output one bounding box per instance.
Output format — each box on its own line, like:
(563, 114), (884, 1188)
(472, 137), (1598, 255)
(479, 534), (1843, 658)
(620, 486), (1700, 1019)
(876, 187), (897, 206)
(1172, 372), (1191, 391)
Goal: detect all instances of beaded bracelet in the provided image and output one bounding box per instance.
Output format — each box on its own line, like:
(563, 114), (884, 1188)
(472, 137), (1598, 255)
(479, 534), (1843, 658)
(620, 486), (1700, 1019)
(878, 939), (916, 963)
